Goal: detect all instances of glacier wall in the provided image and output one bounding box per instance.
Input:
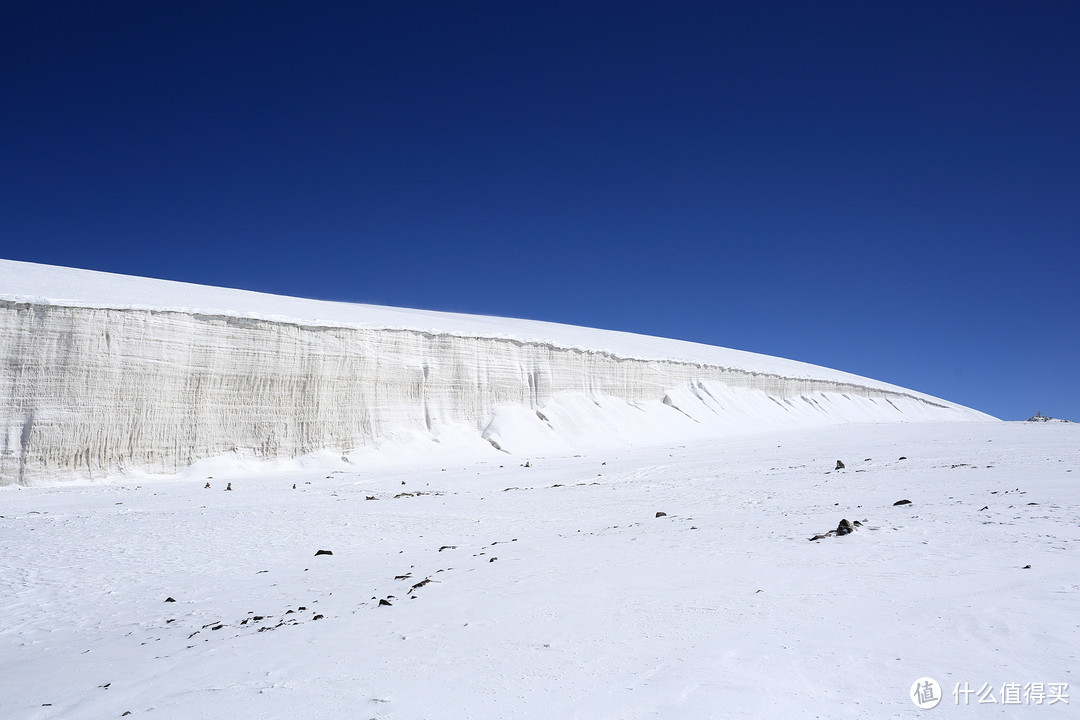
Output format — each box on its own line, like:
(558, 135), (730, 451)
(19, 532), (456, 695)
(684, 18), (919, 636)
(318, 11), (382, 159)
(0, 300), (987, 485)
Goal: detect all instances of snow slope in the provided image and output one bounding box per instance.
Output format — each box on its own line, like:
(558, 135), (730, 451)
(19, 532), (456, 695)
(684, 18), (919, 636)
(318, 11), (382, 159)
(0, 422), (1076, 718)
(0, 259), (992, 485)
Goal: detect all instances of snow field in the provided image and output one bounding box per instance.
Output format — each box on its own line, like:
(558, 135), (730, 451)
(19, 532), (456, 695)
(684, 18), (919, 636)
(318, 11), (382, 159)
(1, 421), (1076, 718)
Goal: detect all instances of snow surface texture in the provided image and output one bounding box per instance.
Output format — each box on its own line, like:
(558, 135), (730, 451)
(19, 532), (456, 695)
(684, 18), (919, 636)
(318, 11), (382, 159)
(0, 260), (991, 485)
(1, 422), (1076, 718)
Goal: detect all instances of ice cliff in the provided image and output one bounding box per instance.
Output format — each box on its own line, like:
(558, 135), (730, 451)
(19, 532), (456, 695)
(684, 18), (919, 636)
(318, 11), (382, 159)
(0, 260), (992, 485)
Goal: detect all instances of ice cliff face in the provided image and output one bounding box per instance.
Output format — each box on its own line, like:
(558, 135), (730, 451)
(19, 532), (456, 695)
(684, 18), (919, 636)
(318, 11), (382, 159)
(0, 261), (992, 485)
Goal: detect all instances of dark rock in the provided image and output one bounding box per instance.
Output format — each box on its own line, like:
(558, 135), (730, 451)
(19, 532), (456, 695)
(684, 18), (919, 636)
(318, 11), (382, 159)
(379, 599), (392, 607)
(438, 545), (457, 552)
(313, 614), (324, 620)
(366, 496), (377, 500)
(164, 597), (176, 603)
(1023, 564), (1032, 569)
(489, 557), (497, 562)
(314, 549), (333, 556)
(835, 519), (854, 536)
(225, 483), (232, 491)
(204, 483), (211, 489)
(898, 456), (907, 461)
(809, 533), (830, 541)
(980, 505), (989, 511)
(655, 511), (667, 518)
(893, 499), (912, 506)
(835, 460), (845, 470)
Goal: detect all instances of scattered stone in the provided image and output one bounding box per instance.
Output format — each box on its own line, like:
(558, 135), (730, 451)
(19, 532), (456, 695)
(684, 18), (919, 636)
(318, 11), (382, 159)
(313, 614), (324, 620)
(835, 519), (855, 536)
(1027, 502), (1038, 506)
(314, 549), (333, 556)
(378, 599), (392, 607)
(980, 505), (989, 511)
(835, 460), (845, 470)
(212, 624), (224, 631)
(394, 573), (412, 580)
(489, 557), (497, 562)
(366, 495), (377, 500)
(225, 483), (232, 491)
(523, 461), (531, 468)
(1023, 564), (1032, 569)
(292, 484), (296, 489)
(438, 545), (457, 552)
(809, 533), (830, 541)
(123, 712), (132, 717)
(893, 499), (912, 506)
(204, 483), (210, 489)
(898, 456), (907, 461)
(164, 597), (176, 603)
(655, 511), (667, 518)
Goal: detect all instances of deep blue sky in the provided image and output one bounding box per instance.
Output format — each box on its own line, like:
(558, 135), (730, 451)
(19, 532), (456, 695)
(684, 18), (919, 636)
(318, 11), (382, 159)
(2, 2), (1077, 420)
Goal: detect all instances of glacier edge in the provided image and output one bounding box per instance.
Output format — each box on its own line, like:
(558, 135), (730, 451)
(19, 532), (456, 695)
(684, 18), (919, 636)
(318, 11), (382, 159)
(1, 298), (991, 486)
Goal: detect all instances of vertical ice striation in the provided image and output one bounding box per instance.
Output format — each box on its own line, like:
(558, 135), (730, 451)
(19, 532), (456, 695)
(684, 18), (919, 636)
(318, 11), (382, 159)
(0, 262), (993, 485)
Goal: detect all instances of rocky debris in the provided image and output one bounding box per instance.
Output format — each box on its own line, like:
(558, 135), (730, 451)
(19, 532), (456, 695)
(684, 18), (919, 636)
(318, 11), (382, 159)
(893, 499), (912, 506)
(835, 460), (845, 470)
(314, 549), (333, 556)
(313, 614), (324, 620)
(1027, 411), (1072, 423)
(898, 456), (907, 461)
(438, 545), (457, 552)
(655, 511), (667, 518)
(225, 483), (232, 491)
(204, 482), (211, 489)
(489, 557), (497, 562)
(378, 599), (392, 607)
(164, 597), (176, 603)
(1023, 564), (1032, 569)
(809, 518), (863, 541)
(366, 495), (377, 500)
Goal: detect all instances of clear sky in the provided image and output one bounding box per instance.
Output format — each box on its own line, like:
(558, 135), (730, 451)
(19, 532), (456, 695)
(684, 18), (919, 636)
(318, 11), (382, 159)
(2, 2), (1077, 421)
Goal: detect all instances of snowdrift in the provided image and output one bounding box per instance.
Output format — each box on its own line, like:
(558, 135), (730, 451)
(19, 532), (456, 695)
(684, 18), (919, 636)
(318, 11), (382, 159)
(0, 260), (992, 484)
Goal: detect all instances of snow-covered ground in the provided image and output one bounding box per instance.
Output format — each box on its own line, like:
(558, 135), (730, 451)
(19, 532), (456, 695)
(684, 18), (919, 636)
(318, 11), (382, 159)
(2, 420), (1076, 718)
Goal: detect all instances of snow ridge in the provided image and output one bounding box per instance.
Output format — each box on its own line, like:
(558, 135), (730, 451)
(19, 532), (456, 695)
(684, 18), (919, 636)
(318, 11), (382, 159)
(0, 260), (992, 485)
